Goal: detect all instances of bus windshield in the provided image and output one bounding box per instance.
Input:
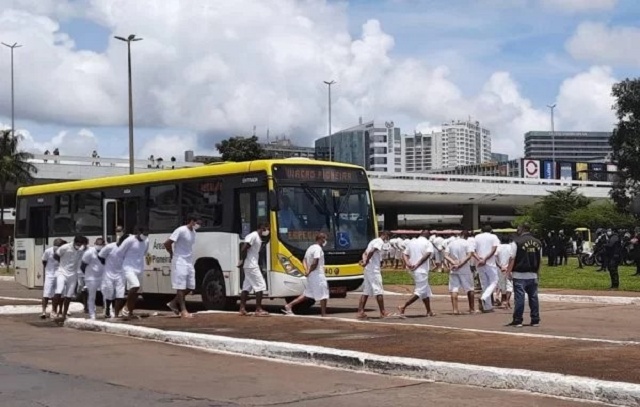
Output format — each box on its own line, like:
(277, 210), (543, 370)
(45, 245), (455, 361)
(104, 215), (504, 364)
(276, 185), (373, 253)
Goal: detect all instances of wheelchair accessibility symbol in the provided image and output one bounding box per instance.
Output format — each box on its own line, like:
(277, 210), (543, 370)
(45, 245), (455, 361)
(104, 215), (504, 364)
(336, 232), (351, 249)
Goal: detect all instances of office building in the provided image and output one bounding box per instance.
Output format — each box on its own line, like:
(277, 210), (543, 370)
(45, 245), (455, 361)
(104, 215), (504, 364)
(261, 136), (315, 159)
(491, 152), (509, 163)
(524, 131), (612, 161)
(438, 120), (492, 168)
(427, 159), (522, 178)
(403, 131), (438, 172)
(315, 118), (402, 172)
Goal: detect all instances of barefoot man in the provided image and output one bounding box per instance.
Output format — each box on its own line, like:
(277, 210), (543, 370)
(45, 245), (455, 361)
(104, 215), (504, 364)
(165, 214), (201, 318)
(398, 230), (435, 318)
(444, 230), (477, 314)
(41, 238), (65, 318)
(283, 233), (329, 316)
(356, 231), (392, 319)
(238, 223), (270, 316)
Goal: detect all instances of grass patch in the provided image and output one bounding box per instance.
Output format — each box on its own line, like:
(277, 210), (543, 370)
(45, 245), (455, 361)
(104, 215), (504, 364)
(382, 258), (640, 292)
(0, 267), (14, 276)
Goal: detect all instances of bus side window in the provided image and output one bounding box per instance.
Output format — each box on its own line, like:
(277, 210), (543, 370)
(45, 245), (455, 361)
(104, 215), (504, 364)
(53, 194), (74, 236)
(16, 199), (27, 237)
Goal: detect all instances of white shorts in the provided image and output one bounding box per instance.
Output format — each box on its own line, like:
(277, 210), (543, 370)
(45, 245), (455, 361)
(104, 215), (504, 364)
(449, 272), (474, 293)
(55, 274), (77, 298)
(394, 251), (403, 260)
(125, 270), (141, 289)
(101, 275), (126, 300)
(363, 270), (384, 296)
(171, 257), (195, 290)
(43, 274), (56, 298)
(412, 271), (432, 299)
(303, 272), (329, 301)
(498, 271), (513, 293)
(242, 266), (267, 293)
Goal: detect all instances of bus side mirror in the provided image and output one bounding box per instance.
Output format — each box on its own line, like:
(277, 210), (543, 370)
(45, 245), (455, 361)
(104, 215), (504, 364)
(269, 191), (280, 212)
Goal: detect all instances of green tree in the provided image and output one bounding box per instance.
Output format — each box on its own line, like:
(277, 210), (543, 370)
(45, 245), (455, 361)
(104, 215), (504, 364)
(215, 136), (266, 162)
(564, 201), (636, 231)
(514, 187), (592, 234)
(610, 78), (640, 213)
(0, 130), (37, 246)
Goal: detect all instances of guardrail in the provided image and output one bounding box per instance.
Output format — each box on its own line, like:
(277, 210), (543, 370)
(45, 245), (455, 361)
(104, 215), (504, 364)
(367, 172), (613, 188)
(28, 154), (202, 169)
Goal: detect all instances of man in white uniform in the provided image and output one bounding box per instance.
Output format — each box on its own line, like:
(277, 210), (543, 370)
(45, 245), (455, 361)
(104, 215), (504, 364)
(282, 233), (329, 317)
(357, 231), (392, 319)
(445, 231), (477, 314)
(496, 235), (514, 309)
(120, 228), (149, 318)
(238, 223), (270, 316)
(53, 236), (88, 320)
(165, 214), (201, 318)
(41, 238), (64, 319)
(398, 230), (435, 317)
(474, 225), (501, 312)
(99, 237), (126, 318)
(432, 235), (445, 272)
(81, 238), (105, 320)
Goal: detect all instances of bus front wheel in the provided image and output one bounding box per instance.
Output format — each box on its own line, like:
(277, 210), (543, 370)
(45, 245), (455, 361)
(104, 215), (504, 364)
(201, 267), (236, 311)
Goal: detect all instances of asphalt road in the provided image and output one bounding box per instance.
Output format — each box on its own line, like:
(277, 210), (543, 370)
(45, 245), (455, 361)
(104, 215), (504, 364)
(0, 316), (598, 407)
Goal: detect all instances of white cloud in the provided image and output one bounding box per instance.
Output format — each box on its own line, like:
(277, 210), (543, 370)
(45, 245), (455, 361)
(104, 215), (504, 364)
(0, 122), (99, 156)
(540, 0), (617, 12)
(0, 0), (623, 161)
(566, 22), (640, 67)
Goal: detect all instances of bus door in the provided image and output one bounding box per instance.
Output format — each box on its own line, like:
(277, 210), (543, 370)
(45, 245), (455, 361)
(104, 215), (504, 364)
(27, 205), (51, 288)
(103, 197), (143, 243)
(236, 188), (270, 294)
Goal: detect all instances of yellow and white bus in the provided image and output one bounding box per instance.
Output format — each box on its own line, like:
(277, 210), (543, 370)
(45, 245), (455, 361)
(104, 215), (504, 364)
(13, 158), (376, 310)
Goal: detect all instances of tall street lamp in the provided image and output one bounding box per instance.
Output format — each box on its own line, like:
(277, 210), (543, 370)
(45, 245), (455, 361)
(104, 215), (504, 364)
(547, 103), (556, 177)
(2, 42), (22, 138)
(115, 34), (143, 174)
(323, 80), (336, 162)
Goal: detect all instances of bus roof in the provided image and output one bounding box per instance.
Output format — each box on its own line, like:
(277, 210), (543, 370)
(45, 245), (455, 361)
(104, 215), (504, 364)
(17, 158), (364, 197)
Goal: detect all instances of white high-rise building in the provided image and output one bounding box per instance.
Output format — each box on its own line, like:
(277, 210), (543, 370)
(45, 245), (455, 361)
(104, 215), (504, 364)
(438, 120), (492, 168)
(403, 131), (439, 172)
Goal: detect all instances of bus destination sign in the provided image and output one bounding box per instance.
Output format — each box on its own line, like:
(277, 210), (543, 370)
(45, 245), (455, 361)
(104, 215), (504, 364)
(273, 165), (367, 183)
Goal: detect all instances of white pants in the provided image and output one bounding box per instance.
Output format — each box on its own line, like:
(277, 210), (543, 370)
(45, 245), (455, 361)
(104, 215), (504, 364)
(171, 257), (195, 290)
(85, 279), (102, 318)
(242, 267), (267, 293)
(449, 272), (474, 293)
(303, 272), (329, 301)
(412, 271), (432, 299)
(102, 275), (125, 300)
(498, 271), (513, 293)
(363, 270), (384, 296)
(125, 270), (141, 290)
(478, 265), (499, 310)
(43, 273), (56, 298)
(55, 274), (77, 298)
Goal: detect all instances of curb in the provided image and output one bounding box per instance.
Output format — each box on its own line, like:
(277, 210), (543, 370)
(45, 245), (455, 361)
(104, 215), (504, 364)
(0, 276), (15, 282)
(0, 296), (40, 302)
(65, 318), (640, 406)
(0, 303), (84, 315)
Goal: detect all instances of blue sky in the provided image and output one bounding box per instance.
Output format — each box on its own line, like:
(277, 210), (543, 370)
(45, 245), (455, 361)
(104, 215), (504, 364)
(0, 0), (637, 159)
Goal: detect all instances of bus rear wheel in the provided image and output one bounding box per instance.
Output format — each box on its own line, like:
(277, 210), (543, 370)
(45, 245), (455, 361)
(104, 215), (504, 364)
(201, 267), (236, 311)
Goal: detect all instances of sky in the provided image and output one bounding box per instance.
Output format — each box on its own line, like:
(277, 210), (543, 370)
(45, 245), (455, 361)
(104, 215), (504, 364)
(0, 0), (638, 161)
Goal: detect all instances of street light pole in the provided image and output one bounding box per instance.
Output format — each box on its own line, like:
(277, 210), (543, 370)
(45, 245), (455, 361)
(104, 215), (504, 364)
(323, 80), (336, 162)
(2, 42), (22, 138)
(547, 103), (556, 177)
(115, 34), (143, 174)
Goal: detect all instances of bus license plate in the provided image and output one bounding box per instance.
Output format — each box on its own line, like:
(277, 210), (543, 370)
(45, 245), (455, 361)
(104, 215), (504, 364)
(330, 286), (347, 295)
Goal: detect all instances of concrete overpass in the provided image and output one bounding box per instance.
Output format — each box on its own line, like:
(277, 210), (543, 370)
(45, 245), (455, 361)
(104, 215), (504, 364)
(11, 154), (612, 229)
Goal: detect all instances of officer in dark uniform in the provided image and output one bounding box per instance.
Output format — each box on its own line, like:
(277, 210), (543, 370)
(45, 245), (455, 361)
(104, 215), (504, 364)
(506, 223), (542, 328)
(605, 229), (621, 290)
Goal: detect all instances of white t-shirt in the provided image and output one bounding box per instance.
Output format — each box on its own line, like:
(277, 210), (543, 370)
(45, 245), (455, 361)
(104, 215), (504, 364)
(496, 243), (513, 269)
(81, 247), (104, 282)
(42, 247), (58, 277)
(403, 236), (434, 274)
(467, 236), (476, 252)
(474, 232), (501, 267)
(364, 237), (384, 273)
(120, 235), (149, 274)
(100, 242), (123, 279)
(445, 238), (474, 274)
(243, 231), (263, 269)
(169, 225), (196, 260)
(55, 243), (84, 277)
(304, 243), (325, 275)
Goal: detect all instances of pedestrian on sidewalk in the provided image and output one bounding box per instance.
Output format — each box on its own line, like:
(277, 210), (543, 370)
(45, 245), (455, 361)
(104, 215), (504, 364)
(120, 228), (149, 319)
(474, 225), (500, 312)
(357, 231), (393, 319)
(283, 233), (329, 317)
(53, 236), (88, 321)
(237, 223), (270, 316)
(398, 230), (435, 318)
(444, 231), (477, 315)
(41, 238), (65, 318)
(506, 223), (542, 328)
(80, 238), (106, 320)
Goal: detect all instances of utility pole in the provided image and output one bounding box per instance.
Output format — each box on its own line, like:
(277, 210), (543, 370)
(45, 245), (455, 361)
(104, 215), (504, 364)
(2, 42), (22, 138)
(547, 103), (556, 177)
(323, 80), (336, 161)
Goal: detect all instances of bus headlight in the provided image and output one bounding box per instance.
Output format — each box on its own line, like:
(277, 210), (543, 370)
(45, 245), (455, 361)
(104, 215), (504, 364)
(278, 255), (304, 277)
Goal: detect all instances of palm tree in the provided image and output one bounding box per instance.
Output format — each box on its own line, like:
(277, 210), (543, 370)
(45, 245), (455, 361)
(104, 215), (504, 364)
(0, 130), (37, 262)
